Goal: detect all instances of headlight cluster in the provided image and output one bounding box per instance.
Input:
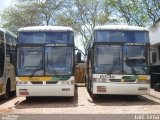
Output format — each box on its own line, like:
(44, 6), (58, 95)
(16, 81), (28, 84)
(137, 75), (150, 84)
(92, 78), (109, 83)
(61, 80), (74, 84)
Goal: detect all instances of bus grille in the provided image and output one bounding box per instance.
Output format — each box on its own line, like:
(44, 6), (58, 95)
(109, 79), (121, 82)
(31, 81), (43, 84)
(46, 81), (58, 84)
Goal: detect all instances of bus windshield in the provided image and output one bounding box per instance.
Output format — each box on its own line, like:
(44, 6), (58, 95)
(18, 31), (73, 44)
(123, 46), (148, 74)
(17, 47), (73, 76)
(94, 45), (122, 74)
(96, 30), (149, 43)
(17, 47), (44, 76)
(45, 47), (72, 75)
(94, 45), (148, 74)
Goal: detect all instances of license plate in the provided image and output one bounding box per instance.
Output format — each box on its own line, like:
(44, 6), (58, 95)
(97, 86), (106, 92)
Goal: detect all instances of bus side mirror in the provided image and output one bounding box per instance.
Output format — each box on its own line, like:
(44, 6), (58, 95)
(76, 51), (82, 63)
(10, 52), (16, 65)
(158, 46), (160, 60)
(151, 52), (156, 64)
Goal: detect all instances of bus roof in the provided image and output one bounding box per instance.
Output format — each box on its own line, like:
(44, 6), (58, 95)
(19, 26), (74, 32)
(94, 25), (148, 31)
(0, 28), (17, 38)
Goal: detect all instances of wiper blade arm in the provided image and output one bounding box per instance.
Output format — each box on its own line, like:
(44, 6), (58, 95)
(30, 67), (43, 77)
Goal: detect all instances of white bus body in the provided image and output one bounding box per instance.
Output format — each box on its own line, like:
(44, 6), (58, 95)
(16, 26), (75, 97)
(0, 28), (17, 99)
(86, 25), (150, 97)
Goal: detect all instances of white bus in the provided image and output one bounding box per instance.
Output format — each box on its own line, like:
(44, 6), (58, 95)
(0, 28), (17, 99)
(86, 25), (150, 98)
(16, 26), (75, 97)
(149, 24), (160, 90)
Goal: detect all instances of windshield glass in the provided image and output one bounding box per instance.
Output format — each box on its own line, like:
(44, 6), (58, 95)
(123, 46), (148, 74)
(96, 30), (149, 43)
(45, 47), (72, 75)
(94, 45), (122, 74)
(19, 31), (73, 44)
(17, 47), (44, 76)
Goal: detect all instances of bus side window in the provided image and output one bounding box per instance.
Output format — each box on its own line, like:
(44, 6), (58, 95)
(6, 44), (10, 57)
(10, 46), (16, 65)
(0, 31), (4, 77)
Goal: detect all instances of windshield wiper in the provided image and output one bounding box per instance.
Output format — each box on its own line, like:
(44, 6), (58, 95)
(30, 66), (43, 77)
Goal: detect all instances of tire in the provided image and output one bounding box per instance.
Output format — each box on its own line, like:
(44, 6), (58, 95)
(2, 81), (10, 99)
(90, 93), (97, 100)
(26, 96), (32, 101)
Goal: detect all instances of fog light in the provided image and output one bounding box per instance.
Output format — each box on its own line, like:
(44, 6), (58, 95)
(138, 87), (148, 91)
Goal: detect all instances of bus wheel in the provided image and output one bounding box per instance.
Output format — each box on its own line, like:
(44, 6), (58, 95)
(90, 93), (97, 100)
(2, 81), (10, 99)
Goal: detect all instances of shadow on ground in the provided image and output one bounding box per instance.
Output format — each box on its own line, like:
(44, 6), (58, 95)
(0, 91), (16, 105)
(88, 94), (160, 106)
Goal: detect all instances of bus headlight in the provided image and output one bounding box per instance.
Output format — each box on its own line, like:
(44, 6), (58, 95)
(16, 81), (28, 84)
(137, 75), (150, 84)
(93, 78), (108, 83)
(61, 80), (71, 84)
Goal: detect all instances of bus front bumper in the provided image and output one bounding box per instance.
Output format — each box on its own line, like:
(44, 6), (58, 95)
(16, 85), (75, 97)
(92, 83), (150, 95)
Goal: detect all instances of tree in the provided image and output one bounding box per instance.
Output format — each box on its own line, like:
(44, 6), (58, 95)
(1, 3), (41, 33)
(57, 0), (113, 49)
(108, 0), (160, 27)
(1, 0), (64, 33)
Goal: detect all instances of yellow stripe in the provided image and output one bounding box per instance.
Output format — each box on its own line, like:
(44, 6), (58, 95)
(18, 77), (52, 81)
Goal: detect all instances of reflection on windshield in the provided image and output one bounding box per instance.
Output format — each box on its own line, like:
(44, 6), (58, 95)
(94, 45), (122, 74)
(45, 47), (72, 75)
(123, 46), (148, 74)
(18, 47), (44, 76)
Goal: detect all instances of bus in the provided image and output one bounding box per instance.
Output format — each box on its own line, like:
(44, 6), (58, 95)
(149, 24), (160, 90)
(16, 26), (75, 97)
(0, 28), (17, 99)
(86, 25), (150, 98)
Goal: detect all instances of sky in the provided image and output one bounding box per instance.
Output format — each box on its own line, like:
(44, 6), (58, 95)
(0, 0), (85, 53)
(0, 0), (13, 11)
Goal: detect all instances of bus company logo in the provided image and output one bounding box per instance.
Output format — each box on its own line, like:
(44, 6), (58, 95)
(99, 75), (115, 79)
(45, 44), (67, 47)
